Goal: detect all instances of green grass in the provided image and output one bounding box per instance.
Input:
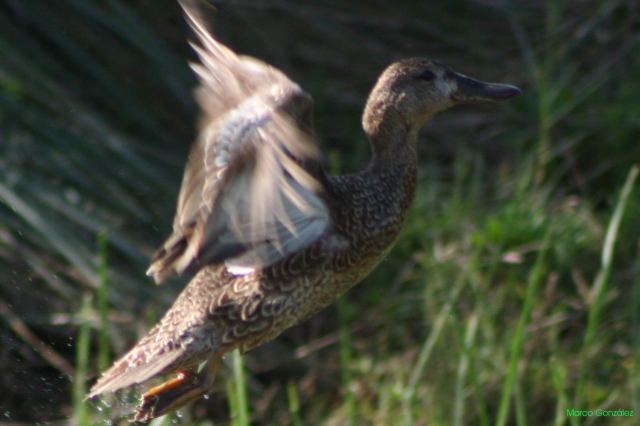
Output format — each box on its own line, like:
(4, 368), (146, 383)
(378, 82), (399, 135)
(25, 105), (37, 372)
(496, 226), (551, 426)
(229, 349), (250, 426)
(573, 166), (638, 410)
(72, 294), (92, 425)
(1, 0), (639, 424)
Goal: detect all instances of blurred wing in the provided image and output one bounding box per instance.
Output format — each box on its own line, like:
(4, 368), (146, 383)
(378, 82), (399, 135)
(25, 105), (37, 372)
(147, 0), (329, 283)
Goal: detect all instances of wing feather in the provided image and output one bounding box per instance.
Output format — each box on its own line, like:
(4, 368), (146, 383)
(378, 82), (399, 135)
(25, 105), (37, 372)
(147, 0), (329, 283)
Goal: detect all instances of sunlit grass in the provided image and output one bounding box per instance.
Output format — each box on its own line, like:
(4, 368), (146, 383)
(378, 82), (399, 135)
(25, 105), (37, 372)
(229, 349), (250, 426)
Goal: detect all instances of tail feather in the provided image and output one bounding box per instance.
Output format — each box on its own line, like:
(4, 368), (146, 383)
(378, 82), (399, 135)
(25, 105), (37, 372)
(88, 345), (186, 398)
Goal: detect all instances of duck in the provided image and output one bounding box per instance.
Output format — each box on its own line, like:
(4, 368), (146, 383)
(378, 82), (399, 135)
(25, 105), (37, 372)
(87, 0), (521, 422)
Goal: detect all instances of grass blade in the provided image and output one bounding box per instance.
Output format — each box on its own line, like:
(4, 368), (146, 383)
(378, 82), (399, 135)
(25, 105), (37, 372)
(453, 313), (479, 426)
(496, 229), (552, 426)
(72, 294), (92, 425)
(402, 267), (469, 425)
(230, 349), (250, 426)
(574, 165), (639, 407)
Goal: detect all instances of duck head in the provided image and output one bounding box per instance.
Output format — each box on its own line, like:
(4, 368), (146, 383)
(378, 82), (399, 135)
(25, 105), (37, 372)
(363, 58), (521, 134)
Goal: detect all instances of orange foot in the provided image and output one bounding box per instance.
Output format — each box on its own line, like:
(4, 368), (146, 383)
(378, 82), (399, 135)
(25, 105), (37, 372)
(133, 358), (220, 423)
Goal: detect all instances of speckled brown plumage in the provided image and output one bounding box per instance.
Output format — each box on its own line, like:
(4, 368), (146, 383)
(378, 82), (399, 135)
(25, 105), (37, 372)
(87, 0), (520, 421)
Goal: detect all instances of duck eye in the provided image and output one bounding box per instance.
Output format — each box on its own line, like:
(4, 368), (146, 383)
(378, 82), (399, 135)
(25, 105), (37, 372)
(416, 70), (436, 81)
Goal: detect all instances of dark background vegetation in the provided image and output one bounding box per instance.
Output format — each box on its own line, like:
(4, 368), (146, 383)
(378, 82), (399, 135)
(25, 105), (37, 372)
(1, 0), (639, 424)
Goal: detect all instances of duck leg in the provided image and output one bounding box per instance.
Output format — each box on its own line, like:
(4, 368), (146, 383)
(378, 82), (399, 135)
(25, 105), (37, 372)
(134, 357), (221, 423)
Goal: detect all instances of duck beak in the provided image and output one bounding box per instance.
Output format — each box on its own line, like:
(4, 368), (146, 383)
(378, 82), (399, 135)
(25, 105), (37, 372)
(451, 72), (521, 103)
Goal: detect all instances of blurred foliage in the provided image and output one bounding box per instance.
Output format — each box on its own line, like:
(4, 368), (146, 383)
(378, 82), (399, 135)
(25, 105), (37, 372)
(0, 0), (639, 424)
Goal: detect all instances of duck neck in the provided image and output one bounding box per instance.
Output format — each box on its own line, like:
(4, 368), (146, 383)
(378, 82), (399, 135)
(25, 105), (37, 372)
(363, 104), (420, 173)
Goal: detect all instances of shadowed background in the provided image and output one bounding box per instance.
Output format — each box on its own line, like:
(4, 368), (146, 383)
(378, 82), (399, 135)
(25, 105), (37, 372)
(1, 0), (639, 424)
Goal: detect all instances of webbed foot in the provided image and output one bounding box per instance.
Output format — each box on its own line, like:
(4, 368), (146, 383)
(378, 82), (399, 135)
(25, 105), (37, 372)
(133, 358), (220, 423)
